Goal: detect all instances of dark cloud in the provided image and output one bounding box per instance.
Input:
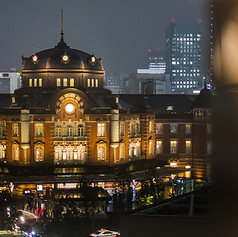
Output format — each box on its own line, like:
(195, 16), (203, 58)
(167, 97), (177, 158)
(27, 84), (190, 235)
(0, 0), (208, 74)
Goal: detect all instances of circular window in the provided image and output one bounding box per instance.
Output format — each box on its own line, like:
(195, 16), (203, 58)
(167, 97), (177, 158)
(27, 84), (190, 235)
(65, 103), (75, 114)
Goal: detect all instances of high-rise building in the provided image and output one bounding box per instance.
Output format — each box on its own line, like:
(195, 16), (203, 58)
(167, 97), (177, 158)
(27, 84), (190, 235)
(148, 49), (166, 72)
(0, 69), (21, 93)
(166, 20), (202, 94)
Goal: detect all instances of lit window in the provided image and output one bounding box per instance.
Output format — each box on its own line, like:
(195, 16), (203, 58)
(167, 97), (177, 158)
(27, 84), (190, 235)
(12, 123), (19, 137)
(156, 123), (163, 134)
(95, 79), (99, 87)
(12, 143), (19, 161)
(57, 78), (61, 86)
(149, 118), (154, 134)
(119, 142), (125, 160)
(207, 124), (212, 134)
(91, 79), (95, 87)
(67, 125), (73, 137)
(34, 78), (37, 87)
(97, 144), (106, 161)
(55, 125), (61, 137)
(29, 79), (32, 87)
(87, 78), (90, 87)
(34, 143), (44, 162)
(185, 123), (192, 134)
(170, 140), (178, 154)
(34, 123), (44, 138)
(0, 144), (6, 160)
(78, 124), (84, 137)
(97, 122), (106, 137)
(207, 140), (212, 154)
(70, 78), (74, 87)
(185, 140), (192, 153)
(120, 121), (125, 136)
(170, 123), (178, 133)
(39, 78), (42, 87)
(63, 78), (67, 86)
(149, 139), (154, 155)
(156, 140), (163, 154)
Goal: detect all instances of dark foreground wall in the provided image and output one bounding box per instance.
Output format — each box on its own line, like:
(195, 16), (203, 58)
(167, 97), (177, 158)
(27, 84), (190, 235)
(120, 215), (210, 237)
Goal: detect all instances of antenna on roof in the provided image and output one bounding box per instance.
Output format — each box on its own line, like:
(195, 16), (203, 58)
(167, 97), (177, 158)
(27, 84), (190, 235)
(60, 9), (64, 38)
(55, 9), (69, 49)
(61, 9), (64, 35)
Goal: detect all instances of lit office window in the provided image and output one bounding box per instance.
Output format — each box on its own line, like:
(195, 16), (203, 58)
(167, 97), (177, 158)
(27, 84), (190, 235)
(185, 140), (192, 153)
(91, 79), (95, 87)
(156, 140), (163, 154)
(156, 123), (163, 134)
(185, 123), (192, 134)
(87, 79), (90, 87)
(207, 140), (212, 154)
(34, 78), (37, 87)
(170, 140), (178, 154)
(170, 123), (178, 134)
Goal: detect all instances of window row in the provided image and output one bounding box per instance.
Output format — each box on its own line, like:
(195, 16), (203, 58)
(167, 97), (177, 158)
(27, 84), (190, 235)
(12, 123), (44, 138)
(8, 139), (213, 163)
(87, 78), (99, 88)
(155, 123), (212, 135)
(54, 145), (86, 162)
(12, 142), (44, 162)
(155, 139), (212, 155)
(55, 124), (85, 138)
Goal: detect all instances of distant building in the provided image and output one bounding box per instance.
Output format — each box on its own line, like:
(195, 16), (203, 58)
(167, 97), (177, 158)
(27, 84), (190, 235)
(148, 49), (166, 72)
(166, 20), (203, 94)
(0, 69), (21, 93)
(137, 69), (171, 94)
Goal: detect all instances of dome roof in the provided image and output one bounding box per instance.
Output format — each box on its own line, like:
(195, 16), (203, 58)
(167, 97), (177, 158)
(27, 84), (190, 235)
(22, 36), (104, 72)
(192, 87), (213, 109)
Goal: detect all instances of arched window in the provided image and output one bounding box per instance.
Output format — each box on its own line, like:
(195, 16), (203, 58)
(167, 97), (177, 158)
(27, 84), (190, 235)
(149, 138), (154, 155)
(12, 143), (19, 161)
(12, 123), (19, 137)
(0, 144), (6, 159)
(97, 144), (106, 161)
(119, 142), (125, 160)
(34, 143), (44, 162)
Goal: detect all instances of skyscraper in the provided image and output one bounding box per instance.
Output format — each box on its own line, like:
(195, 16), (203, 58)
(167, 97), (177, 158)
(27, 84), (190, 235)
(148, 49), (166, 73)
(166, 20), (202, 94)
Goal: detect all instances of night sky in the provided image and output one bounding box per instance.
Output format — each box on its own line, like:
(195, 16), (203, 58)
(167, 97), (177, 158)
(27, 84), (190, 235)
(0, 0), (209, 75)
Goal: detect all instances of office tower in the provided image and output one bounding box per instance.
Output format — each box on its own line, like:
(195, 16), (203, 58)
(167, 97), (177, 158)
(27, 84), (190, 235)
(0, 69), (21, 93)
(166, 20), (202, 94)
(148, 49), (166, 73)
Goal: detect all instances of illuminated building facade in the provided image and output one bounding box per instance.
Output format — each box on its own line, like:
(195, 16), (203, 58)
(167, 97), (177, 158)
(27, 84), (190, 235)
(166, 20), (202, 94)
(0, 27), (212, 198)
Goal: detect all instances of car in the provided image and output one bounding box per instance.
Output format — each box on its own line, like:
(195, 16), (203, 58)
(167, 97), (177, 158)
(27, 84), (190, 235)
(90, 229), (120, 237)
